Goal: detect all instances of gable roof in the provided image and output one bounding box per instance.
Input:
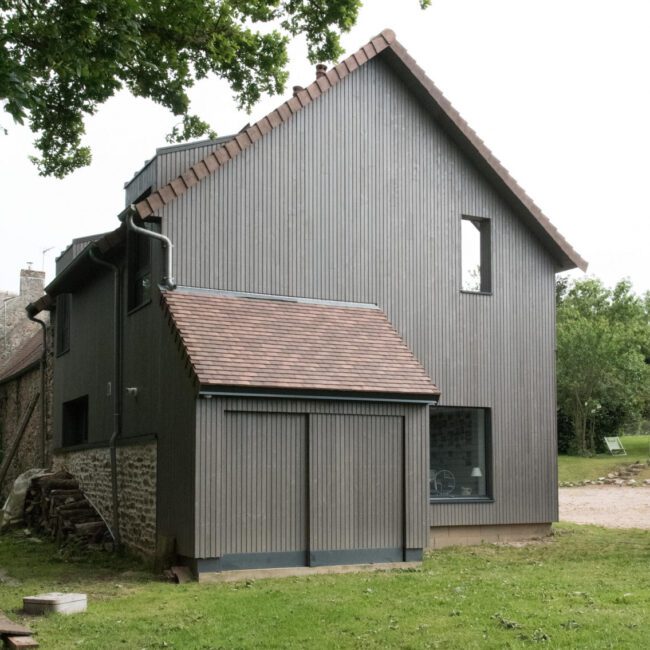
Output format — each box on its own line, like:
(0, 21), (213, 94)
(162, 289), (439, 399)
(133, 28), (586, 272)
(0, 331), (43, 385)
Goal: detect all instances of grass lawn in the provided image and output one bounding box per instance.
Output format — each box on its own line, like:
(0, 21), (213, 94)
(1, 524), (650, 648)
(558, 435), (650, 484)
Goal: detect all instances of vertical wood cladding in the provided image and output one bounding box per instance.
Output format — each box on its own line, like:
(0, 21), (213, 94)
(166, 56), (559, 529)
(216, 412), (307, 557)
(194, 398), (427, 559)
(309, 414), (403, 553)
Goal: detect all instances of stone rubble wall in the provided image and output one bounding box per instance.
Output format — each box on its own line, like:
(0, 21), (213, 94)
(0, 327), (54, 500)
(0, 368), (42, 498)
(52, 441), (157, 557)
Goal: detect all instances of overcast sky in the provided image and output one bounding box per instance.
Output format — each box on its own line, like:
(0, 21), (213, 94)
(1, 0), (648, 296)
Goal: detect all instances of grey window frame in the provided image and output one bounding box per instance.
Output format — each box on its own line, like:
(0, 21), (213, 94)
(460, 215), (492, 294)
(429, 406), (493, 503)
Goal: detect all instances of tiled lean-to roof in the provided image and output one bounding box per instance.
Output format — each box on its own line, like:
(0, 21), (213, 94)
(0, 331), (43, 384)
(162, 289), (439, 398)
(134, 28), (586, 273)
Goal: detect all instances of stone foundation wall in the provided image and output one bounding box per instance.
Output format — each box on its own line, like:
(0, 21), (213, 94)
(53, 441), (156, 556)
(428, 523), (552, 549)
(0, 369), (42, 499)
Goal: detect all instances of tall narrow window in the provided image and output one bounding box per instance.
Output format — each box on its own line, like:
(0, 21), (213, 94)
(430, 407), (491, 500)
(55, 293), (71, 355)
(62, 395), (89, 447)
(128, 230), (152, 311)
(461, 216), (491, 293)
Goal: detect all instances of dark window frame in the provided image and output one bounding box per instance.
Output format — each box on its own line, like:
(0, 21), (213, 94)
(55, 293), (71, 356)
(429, 406), (493, 503)
(461, 215), (492, 294)
(62, 395), (89, 447)
(127, 229), (152, 313)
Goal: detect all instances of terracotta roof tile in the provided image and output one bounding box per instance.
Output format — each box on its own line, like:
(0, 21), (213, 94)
(126, 28), (584, 272)
(162, 291), (439, 397)
(0, 331), (42, 384)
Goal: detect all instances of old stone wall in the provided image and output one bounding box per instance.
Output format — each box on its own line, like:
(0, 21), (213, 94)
(0, 368), (42, 499)
(0, 326), (53, 499)
(52, 441), (157, 557)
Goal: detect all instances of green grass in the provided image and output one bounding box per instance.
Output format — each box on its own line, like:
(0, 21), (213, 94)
(2, 524), (650, 648)
(558, 435), (650, 484)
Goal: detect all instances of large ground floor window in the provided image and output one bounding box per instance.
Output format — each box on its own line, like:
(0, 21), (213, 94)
(430, 406), (491, 501)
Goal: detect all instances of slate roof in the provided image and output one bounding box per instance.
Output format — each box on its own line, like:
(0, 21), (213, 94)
(0, 331), (42, 384)
(162, 290), (439, 398)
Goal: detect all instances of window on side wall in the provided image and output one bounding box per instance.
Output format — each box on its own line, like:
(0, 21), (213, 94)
(461, 216), (491, 293)
(55, 293), (71, 356)
(62, 395), (89, 447)
(430, 407), (491, 500)
(127, 230), (152, 312)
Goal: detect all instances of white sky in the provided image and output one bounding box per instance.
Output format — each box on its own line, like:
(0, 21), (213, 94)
(1, 0), (648, 295)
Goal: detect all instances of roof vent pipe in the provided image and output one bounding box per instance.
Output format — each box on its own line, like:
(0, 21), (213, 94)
(315, 64), (327, 78)
(124, 208), (176, 290)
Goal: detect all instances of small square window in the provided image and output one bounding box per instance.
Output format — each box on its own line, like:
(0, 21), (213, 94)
(461, 216), (491, 293)
(430, 407), (491, 500)
(62, 395), (89, 447)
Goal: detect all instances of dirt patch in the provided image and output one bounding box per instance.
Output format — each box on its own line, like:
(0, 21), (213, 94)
(559, 486), (650, 529)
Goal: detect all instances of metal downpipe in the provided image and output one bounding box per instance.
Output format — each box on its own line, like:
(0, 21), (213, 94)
(26, 312), (47, 466)
(88, 247), (122, 549)
(124, 209), (176, 290)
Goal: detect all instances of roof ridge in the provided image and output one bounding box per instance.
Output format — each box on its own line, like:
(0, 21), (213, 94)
(384, 38), (586, 271)
(134, 29), (395, 220)
(133, 27), (585, 273)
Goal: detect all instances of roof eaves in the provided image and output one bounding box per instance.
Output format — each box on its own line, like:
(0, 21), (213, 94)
(132, 28), (585, 273)
(0, 358), (41, 386)
(380, 40), (587, 272)
(133, 29), (396, 221)
(28, 224), (126, 313)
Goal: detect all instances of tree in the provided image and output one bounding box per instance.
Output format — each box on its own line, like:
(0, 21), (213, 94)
(1, 1), (430, 178)
(556, 277), (650, 455)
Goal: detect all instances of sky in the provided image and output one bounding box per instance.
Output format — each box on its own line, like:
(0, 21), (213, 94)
(1, 0), (648, 295)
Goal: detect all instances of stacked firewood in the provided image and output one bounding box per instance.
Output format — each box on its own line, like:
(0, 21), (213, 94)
(23, 472), (112, 549)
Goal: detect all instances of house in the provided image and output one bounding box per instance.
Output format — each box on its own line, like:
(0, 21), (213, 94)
(0, 331), (51, 498)
(27, 29), (586, 576)
(0, 269), (50, 499)
(1, 268), (46, 363)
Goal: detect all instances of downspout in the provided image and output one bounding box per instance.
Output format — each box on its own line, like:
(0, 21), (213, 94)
(88, 247), (122, 549)
(26, 311), (47, 466)
(121, 206), (176, 290)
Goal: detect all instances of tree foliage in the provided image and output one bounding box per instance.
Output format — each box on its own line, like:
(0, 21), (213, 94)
(0, 0), (428, 178)
(556, 277), (650, 455)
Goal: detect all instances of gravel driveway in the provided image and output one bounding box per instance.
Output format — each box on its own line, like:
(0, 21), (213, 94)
(559, 486), (650, 529)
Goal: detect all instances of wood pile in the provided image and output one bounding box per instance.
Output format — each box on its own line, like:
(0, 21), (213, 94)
(0, 611), (38, 648)
(23, 472), (112, 550)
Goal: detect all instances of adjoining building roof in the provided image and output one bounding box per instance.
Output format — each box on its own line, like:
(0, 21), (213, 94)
(133, 28), (586, 273)
(162, 289), (439, 399)
(0, 331), (42, 385)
